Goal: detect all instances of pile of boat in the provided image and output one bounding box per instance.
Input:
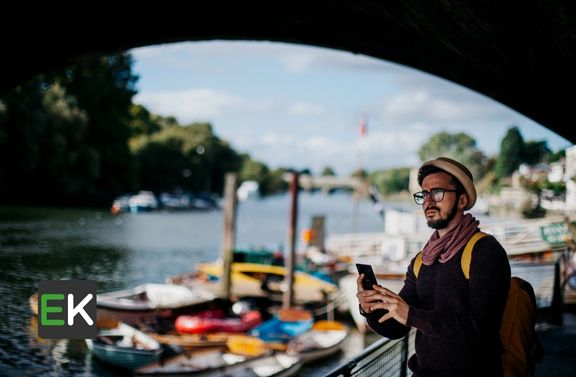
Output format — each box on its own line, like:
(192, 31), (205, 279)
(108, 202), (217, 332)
(29, 262), (349, 376)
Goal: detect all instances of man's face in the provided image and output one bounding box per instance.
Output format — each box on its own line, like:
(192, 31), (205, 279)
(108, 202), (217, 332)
(420, 172), (463, 229)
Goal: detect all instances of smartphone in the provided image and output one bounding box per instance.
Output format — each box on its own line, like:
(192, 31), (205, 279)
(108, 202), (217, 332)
(356, 263), (378, 290)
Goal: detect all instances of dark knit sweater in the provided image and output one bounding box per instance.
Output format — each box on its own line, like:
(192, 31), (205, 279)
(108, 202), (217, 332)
(365, 233), (511, 377)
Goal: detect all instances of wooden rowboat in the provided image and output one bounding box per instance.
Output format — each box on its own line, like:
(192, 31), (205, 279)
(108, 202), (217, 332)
(85, 322), (163, 370)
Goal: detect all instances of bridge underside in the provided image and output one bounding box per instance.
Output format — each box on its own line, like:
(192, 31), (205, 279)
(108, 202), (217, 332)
(2, 1), (576, 141)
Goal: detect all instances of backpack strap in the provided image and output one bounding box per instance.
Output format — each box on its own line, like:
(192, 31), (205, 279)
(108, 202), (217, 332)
(461, 231), (488, 279)
(414, 251), (423, 278)
(413, 231), (488, 279)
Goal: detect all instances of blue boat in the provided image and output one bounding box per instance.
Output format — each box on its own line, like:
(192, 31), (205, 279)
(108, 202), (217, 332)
(250, 309), (313, 343)
(85, 322), (162, 370)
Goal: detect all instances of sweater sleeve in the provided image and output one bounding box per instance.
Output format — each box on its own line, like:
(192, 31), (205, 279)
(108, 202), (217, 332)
(365, 256), (420, 339)
(405, 236), (511, 343)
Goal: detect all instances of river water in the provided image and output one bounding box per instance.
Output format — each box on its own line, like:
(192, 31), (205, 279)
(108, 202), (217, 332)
(0, 192), (404, 376)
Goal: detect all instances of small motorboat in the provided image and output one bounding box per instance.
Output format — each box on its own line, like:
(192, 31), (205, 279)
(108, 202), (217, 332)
(85, 322), (162, 370)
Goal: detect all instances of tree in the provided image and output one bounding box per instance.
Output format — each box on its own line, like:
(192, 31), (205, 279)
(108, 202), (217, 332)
(548, 148), (565, 163)
(129, 104), (161, 137)
(522, 140), (550, 165)
(0, 79), (100, 204)
(495, 126), (524, 180)
(321, 166), (337, 176)
(131, 121), (243, 196)
(418, 131), (487, 179)
(56, 53), (139, 202)
(370, 167), (410, 195)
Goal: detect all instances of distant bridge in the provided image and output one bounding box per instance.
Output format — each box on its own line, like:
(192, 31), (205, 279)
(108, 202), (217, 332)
(283, 174), (369, 196)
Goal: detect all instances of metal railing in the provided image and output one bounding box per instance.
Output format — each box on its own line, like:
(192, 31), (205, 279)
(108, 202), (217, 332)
(323, 330), (415, 377)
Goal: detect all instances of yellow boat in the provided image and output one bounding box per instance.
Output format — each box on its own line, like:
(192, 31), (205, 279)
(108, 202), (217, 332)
(169, 262), (338, 304)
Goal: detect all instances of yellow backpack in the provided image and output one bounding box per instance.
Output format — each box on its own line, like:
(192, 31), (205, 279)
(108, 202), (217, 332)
(413, 232), (543, 377)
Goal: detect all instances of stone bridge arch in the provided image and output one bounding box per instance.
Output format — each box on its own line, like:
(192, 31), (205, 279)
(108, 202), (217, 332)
(2, 1), (575, 141)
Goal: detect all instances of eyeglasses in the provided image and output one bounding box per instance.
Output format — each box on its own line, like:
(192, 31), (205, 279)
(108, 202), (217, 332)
(413, 188), (458, 205)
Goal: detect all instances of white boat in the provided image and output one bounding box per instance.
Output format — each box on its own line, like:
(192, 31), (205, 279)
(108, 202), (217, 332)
(97, 283), (217, 327)
(129, 191), (159, 213)
(287, 320), (349, 363)
(237, 181), (260, 201)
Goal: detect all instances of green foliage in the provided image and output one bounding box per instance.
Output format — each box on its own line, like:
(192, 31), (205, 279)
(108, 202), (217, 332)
(541, 180), (566, 196)
(131, 122), (243, 195)
(262, 168), (289, 194)
(370, 168), (410, 195)
(321, 166), (336, 176)
(548, 149), (565, 163)
(129, 104), (161, 136)
(240, 157), (269, 183)
(522, 140), (550, 165)
(59, 54), (138, 200)
(238, 155), (288, 196)
(418, 131), (487, 180)
(0, 78), (103, 204)
(520, 199), (546, 219)
(351, 169), (368, 179)
(495, 126), (524, 180)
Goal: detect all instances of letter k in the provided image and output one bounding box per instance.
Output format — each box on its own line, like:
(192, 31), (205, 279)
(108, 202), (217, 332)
(68, 294), (94, 326)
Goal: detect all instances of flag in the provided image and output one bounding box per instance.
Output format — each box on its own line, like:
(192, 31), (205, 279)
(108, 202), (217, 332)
(359, 117), (367, 137)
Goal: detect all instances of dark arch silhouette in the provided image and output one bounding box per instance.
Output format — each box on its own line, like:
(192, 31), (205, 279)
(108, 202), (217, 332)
(2, 2), (575, 141)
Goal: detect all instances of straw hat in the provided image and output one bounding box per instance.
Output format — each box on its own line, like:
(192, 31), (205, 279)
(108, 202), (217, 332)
(418, 157), (476, 210)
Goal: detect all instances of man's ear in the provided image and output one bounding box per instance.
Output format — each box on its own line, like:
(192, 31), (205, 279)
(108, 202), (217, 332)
(458, 193), (468, 210)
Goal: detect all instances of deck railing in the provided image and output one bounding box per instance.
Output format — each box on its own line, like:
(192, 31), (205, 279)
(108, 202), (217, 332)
(323, 330), (415, 377)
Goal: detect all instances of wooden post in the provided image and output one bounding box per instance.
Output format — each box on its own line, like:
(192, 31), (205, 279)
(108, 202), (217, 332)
(221, 173), (238, 300)
(311, 215), (325, 251)
(283, 172), (299, 309)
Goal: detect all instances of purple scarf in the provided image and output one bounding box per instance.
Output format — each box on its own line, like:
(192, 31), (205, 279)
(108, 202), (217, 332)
(421, 213), (480, 265)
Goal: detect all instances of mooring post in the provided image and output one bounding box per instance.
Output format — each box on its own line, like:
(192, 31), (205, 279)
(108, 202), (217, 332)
(221, 173), (238, 300)
(283, 171), (299, 309)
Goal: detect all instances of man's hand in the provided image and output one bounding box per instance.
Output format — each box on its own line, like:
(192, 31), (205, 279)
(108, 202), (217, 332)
(371, 285), (409, 325)
(356, 273), (382, 314)
(357, 274), (409, 324)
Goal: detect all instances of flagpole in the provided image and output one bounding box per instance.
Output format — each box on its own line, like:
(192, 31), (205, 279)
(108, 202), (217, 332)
(351, 116), (367, 238)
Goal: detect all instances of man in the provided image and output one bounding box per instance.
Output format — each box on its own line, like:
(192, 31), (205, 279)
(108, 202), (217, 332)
(357, 157), (511, 377)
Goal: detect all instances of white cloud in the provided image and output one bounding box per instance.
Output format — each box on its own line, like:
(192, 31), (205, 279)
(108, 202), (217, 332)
(372, 89), (507, 125)
(288, 102), (325, 116)
(134, 89), (270, 123)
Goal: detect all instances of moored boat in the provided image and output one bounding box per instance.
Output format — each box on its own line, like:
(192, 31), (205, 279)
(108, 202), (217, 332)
(168, 262), (338, 305)
(85, 322), (162, 370)
(287, 320), (349, 363)
(175, 310), (262, 334)
(147, 332), (231, 351)
(135, 349), (302, 377)
(249, 308), (313, 344)
(97, 283), (217, 327)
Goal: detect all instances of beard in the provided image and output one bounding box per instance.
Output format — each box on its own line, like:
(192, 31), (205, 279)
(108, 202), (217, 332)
(427, 200), (459, 229)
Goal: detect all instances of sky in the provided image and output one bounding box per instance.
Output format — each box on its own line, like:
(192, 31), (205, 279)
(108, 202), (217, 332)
(130, 41), (572, 176)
